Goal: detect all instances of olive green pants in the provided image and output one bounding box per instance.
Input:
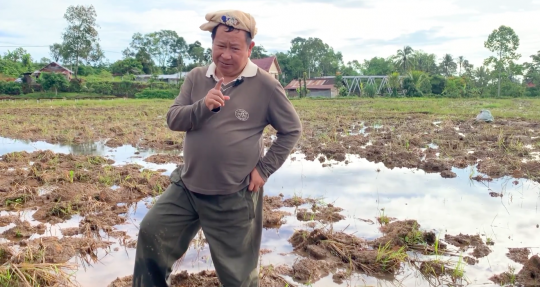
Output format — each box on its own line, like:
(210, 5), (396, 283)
(132, 170), (263, 287)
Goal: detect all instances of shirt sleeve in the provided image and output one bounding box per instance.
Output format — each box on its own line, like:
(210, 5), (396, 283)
(166, 71), (217, 131)
(255, 83), (302, 181)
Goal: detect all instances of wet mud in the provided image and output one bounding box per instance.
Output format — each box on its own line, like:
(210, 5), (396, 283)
(490, 255), (540, 286)
(507, 247), (531, 264)
(443, 233), (492, 259)
(2, 105), (539, 181)
(109, 266), (299, 287)
(1, 104), (539, 286)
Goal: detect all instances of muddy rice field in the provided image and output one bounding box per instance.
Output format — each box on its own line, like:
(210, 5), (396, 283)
(0, 98), (539, 286)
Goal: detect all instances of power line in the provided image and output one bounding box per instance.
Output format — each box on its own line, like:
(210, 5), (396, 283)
(0, 45), (50, 47)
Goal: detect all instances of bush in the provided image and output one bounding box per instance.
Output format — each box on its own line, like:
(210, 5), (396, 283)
(0, 81), (23, 95)
(338, 86), (348, 97)
(86, 81), (113, 95)
(68, 78), (83, 92)
(135, 88), (179, 99)
(37, 72), (69, 95)
(430, 75), (446, 95)
(363, 83), (377, 97)
(85, 80), (173, 97)
(442, 77), (466, 98)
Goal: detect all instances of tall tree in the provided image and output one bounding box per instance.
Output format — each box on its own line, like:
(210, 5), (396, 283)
(289, 37), (330, 78)
(484, 25), (521, 97)
(61, 5), (103, 77)
(458, 56), (464, 75)
(393, 46), (414, 73)
(474, 66), (491, 96)
(3, 48), (27, 62)
(148, 30), (186, 70)
(410, 50), (437, 74)
(524, 51), (540, 82)
(361, 57), (394, 75)
(49, 43), (64, 62)
(251, 46), (269, 59)
(440, 54), (457, 77)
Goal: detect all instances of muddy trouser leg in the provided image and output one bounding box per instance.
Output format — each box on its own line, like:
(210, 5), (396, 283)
(132, 180), (201, 287)
(192, 185), (264, 287)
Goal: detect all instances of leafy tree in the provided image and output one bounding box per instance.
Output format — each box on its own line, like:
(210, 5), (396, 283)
(410, 51), (437, 74)
(251, 46), (269, 59)
(473, 66), (491, 97)
(38, 72), (69, 95)
(387, 72), (402, 97)
(110, 58), (143, 75)
(0, 58), (22, 77)
(484, 25), (521, 97)
(340, 60), (362, 76)
(49, 43), (64, 62)
(430, 74), (446, 95)
(523, 51), (540, 96)
(3, 48), (27, 62)
(361, 57), (394, 76)
(403, 71), (431, 97)
(60, 5), (103, 77)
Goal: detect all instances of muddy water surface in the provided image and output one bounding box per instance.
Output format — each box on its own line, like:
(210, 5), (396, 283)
(1, 136), (539, 286)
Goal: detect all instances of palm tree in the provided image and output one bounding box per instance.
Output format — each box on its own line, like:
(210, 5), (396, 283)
(474, 66), (490, 96)
(440, 54), (457, 77)
(407, 70), (430, 96)
(394, 46), (414, 73)
(458, 56), (464, 75)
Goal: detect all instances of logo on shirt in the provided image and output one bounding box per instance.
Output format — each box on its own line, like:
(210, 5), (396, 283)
(235, 109), (249, 121)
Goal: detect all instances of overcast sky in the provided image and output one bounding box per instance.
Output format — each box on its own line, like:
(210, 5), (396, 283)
(1, 0), (539, 69)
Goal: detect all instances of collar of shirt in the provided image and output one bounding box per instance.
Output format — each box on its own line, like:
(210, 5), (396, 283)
(206, 59), (258, 84)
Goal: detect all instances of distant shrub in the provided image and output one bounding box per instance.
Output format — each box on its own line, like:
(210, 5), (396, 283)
(0, 81), (23, 95)
(363, 83), (377, 98)
(68, 78), (83, 92)
(135, 88), (178, 99)
(85, 80), (173, 97)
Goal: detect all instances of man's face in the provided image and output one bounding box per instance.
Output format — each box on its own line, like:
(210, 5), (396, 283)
(212, 25), (254, 77)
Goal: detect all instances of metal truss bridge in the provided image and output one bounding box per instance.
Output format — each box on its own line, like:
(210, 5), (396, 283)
(341, 76), (406, 96)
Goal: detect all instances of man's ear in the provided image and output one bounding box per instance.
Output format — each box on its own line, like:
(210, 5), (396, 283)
(248, 41), (255, 57)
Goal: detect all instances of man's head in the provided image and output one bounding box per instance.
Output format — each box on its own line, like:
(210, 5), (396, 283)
(200, 10), (257, 77)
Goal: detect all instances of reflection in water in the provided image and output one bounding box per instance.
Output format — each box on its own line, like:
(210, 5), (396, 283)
(1, 137), (539, 286)
(69, 141), (103, 155)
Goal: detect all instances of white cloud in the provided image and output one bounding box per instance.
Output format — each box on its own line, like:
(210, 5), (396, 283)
(0, 0), (538, 69)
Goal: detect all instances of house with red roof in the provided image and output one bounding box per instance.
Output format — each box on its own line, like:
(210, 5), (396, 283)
(284, 77), (338, 98)
(251, 56), (281, 80)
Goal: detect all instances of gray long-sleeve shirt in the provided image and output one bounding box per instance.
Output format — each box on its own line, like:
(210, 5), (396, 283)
(166, 61), (302, 195)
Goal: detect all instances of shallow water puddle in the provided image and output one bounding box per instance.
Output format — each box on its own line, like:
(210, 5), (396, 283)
(1, 136), (539, 286)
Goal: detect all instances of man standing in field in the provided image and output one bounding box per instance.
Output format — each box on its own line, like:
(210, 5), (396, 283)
(132, 9), (302, 287)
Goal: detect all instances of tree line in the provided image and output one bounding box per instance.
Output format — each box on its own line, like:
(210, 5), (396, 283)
(1, 4), (539, 98)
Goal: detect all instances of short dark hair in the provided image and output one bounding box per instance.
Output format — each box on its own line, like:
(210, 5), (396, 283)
(211, 24), (252, 47)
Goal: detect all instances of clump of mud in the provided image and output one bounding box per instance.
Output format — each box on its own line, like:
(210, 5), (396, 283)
(507, 247), (531, 264)
(516, 255), (540, 286)
(282, 196), (317, 207)
(283, 258), (334, 284)
(263, 195), (291, 229)
(109, 266), (296, 287)
(371, 220), (443, 250)
(444, 233), (491, 258)
(296, 203), (345, 224)
(13, 236), (112, 264)
(143, 154), (183, 164)
(289, 227), (405, 278)
(1, 220), (46, 240)
(490, 255), (540, 286)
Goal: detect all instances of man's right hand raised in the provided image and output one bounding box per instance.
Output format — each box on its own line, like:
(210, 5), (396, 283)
(204, 78), (230, 111)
